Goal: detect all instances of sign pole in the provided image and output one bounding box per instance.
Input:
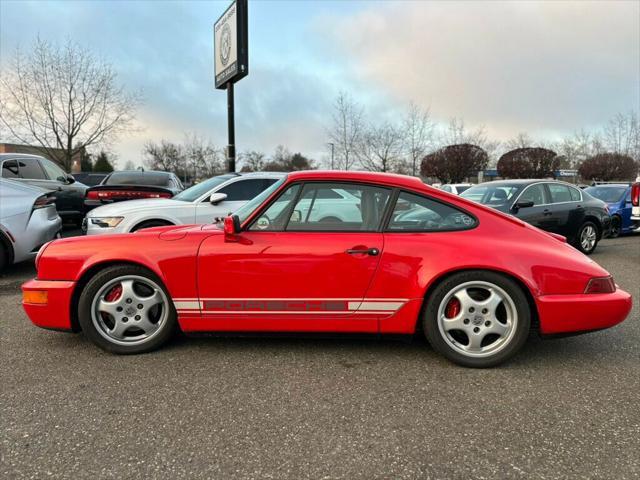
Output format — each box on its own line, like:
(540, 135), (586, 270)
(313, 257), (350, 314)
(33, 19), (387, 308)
(227, 82), (235, 172)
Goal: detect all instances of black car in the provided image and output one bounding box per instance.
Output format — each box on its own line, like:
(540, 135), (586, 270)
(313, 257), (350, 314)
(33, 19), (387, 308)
(84, 170), (184, 210)
(460, 179), (611, 254)
(0, 153), (87, 225)
(72, 172), (109, 187)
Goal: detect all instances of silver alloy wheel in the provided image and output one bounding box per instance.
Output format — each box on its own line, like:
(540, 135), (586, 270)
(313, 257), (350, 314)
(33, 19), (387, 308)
(91, 275), (169, 346)
(437, 281), (518, 358)
(580, 225), (597, 252)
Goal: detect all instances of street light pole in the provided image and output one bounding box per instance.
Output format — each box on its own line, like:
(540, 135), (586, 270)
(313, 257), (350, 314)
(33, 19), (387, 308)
(328, 142), (335, 170)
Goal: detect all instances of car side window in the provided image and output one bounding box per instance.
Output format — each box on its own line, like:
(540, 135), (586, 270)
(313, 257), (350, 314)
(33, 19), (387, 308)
(387, 192), (477, 232)
(17, 158), (47, 179)
(1, 160), (20, 178)
(39, 158), (67, 182)
(249, 183), (301, 231)
(220, 179), (275, 201)
(547, 183), (574, 203)
(569, 186), (581, 202)
(518, 184), (547, 206)
(284, 183), (390, 232)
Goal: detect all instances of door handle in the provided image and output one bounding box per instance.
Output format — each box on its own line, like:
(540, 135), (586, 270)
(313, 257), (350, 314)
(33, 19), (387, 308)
(346, 247), (379, 256)
(543, 209), (552, 216)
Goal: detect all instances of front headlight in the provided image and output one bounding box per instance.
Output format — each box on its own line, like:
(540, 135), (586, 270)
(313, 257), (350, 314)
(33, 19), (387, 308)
(90, 217), (124, 228)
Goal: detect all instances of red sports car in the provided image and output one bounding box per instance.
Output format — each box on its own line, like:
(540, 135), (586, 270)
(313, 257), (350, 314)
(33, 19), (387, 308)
(22, 171), (632, 367)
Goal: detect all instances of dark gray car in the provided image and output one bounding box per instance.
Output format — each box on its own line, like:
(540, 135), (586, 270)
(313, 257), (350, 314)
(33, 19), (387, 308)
(0, 153), (87, 225)
(461, 179), (611, 254)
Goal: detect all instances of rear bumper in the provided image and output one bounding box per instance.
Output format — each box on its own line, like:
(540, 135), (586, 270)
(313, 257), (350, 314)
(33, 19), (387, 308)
(13, 208), (62, 263)
(536, 288), (632, 335)
(22, 279), (76, 331)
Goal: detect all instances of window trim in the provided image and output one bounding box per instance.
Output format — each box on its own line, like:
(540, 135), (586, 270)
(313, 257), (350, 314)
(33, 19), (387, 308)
(246, 180), (395, 233)
(383, 189), (479, 234)
(512, 181), (582, 208)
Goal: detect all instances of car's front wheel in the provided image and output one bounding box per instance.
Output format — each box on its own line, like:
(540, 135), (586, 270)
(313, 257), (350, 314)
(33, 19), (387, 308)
(78, 264), (177, 354)
(423, 271), (531, 368)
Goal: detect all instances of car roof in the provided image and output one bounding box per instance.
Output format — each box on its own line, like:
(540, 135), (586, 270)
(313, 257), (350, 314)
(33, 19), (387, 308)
(0, 153), (48, 160)
(237, 171), (286, 178)
(285, 170), (425, 189)
(478, 179), (577, 187)
(108, 170), (173, 177)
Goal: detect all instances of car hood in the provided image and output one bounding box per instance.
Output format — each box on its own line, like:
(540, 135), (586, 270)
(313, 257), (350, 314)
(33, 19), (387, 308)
(87, 198), (189, 216)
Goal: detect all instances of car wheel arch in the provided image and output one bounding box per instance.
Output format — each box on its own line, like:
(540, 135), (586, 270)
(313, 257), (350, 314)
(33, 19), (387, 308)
(130, 218), (175, 232)
(414, 267), (540, 335)
(69, 260), (171, 332)
(0, 230), (15, 267)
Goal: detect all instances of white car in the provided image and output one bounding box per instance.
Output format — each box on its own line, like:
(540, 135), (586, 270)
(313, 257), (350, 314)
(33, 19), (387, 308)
(0, 178), (61, 270)
(439, 183), (473, 195)
(84, 172), (284, 235)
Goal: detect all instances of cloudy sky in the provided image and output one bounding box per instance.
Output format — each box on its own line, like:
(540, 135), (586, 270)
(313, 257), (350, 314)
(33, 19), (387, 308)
(1, 0), (638, 166)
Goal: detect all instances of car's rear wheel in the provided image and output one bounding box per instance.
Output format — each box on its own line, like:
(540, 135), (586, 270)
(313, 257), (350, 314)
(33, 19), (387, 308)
(78, 265), (177, 354)
(423, 270), (530, 368)
(576, 221), (599, 254)
(131, 220), (172, 232)
(609, 216), (621, 239)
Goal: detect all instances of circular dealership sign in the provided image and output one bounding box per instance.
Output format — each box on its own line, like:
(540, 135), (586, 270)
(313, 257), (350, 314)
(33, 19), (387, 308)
(220, 23), (232, 67)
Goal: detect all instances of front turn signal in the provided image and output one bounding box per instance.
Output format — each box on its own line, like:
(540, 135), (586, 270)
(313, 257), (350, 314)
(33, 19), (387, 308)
(23, 290), (48, 305)
(584, 276), (616, 294)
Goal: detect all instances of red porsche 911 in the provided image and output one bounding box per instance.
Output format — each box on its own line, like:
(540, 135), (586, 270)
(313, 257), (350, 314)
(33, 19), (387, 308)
(22, 171), (632, 367)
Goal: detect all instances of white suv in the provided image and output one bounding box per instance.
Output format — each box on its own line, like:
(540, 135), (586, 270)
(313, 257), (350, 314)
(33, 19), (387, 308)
(84, 172), (284, 235)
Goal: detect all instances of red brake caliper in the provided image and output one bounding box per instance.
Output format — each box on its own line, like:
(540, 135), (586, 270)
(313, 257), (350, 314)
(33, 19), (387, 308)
(105, 284), (123, 302)
(445, 297), (461, 319)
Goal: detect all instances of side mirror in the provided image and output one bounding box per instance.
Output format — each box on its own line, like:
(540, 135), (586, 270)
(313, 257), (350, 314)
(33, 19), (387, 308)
(223, 215), (241, 241)
(209, 192), (227, 205)
(513, 200), (534, 211)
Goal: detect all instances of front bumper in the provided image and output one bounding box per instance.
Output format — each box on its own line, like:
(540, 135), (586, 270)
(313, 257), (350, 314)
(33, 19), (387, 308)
(536, 288), (632, 335)
(22, 279), (76, 331)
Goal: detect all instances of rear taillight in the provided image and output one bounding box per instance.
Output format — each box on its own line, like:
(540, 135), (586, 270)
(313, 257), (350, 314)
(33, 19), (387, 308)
(86, 190), (172, 200)
(32, 195), (54, 210)
(584, 276), (616, 294)
(631, 183), (640, 207)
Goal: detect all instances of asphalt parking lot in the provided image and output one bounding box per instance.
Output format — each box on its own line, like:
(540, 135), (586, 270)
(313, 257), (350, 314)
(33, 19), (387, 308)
(1, 233), (639, 479)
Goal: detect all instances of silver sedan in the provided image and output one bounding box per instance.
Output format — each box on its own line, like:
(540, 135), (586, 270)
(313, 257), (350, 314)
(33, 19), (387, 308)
(0, 178), (62, 270)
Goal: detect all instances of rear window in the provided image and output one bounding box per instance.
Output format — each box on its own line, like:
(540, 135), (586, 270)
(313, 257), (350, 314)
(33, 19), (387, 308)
(106, 172), (172, 187)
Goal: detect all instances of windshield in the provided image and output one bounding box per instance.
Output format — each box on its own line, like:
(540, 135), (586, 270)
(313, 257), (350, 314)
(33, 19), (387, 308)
(460, 184), (520, 206)
(173, 174), (237, 202)
(234, 176), (287, 224)
(584, 186), (627, 203)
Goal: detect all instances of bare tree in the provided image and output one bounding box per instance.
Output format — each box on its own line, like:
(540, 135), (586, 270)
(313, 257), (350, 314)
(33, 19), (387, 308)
(183, 134), (224, 180)
(0, 37), (141, 172)
(403, 102), (433, 176)
(327, 92), (364, 170)
(240, 150), (266, 172)
(440, 118), (499, 163)
(357, 122), (403, 172)
(143, 140), (184, 173)
(505, 132), (534, 151)
(603, 111), (639, 161)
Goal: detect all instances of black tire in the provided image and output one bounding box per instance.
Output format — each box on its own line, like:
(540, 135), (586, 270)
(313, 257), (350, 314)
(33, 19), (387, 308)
(0, 243), (6, 272)
(423, 270), (531, 368)
(575, 221), (599, 254)
(609, 216), (621, 239)
(78, 264), (177, 354)
(131, 220), (172, 232)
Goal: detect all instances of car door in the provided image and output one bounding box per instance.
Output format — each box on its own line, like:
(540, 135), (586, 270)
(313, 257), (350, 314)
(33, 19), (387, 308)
(545, 183), (582, 236)
(511, 183), (552, 229)
(195, 177), (277, 223)
(195, 181), (392, 333)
